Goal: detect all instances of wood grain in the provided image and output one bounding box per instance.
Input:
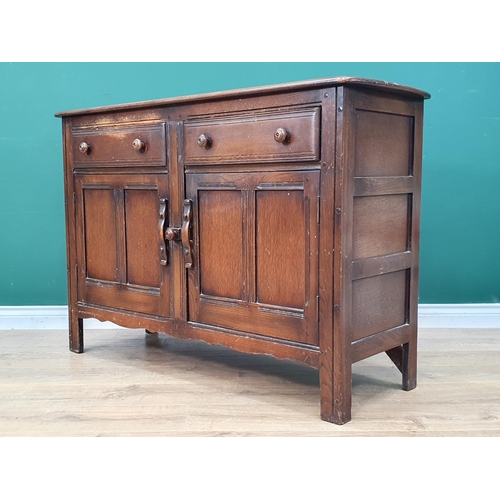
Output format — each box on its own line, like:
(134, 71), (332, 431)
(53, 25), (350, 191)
(352, 194), (409, 260)
(0, 328), (497, 436)
(351, 270), (408, 341)
(71, 123), (166, 167)
(186, 170), (319, 345)
(354, 110), (413, 177)
(55, 76), (430, 117)
(198, 190), (244, 299)
(184, 106), (320, 165)
(83, 187), (117, 282)
(125, 188), (161, 288)
(256, 189), (305, 309)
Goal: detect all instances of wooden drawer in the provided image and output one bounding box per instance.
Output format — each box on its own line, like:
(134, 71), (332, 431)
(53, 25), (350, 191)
(184, 106), (320, 165)
(71, 123), (166, 167)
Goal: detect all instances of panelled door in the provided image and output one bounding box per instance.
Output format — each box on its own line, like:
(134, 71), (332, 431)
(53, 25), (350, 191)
(74, 173), (171, 317)
(185, 170), (320, 345)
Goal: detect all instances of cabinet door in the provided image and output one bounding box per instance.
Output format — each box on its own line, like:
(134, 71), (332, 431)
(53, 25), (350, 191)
(186, 171), (319, 345)
(74, 173), (170, 317)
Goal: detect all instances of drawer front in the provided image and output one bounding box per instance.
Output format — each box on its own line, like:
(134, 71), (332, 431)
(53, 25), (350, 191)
(184, 107), (320, 165)
(71, 123), (166, 167)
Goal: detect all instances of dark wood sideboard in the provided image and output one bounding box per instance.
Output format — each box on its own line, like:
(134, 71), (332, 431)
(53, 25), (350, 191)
(56, 77), (430, 424)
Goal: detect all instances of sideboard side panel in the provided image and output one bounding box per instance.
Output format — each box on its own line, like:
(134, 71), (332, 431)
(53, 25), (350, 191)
(347, 89), (423, 385)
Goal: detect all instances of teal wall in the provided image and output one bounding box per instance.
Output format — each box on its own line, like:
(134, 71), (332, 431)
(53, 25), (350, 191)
(1, 62), (499, 305)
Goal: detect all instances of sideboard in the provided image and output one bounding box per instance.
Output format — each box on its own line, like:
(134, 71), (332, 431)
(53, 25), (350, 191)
(56, 76), (430, 424)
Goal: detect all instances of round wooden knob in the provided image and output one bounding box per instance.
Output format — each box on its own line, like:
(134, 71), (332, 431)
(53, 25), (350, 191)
(274, 128), (290, 144)
(165, 227), (180, 241)
(132, 138), (146, 151)
(197, 134), (211, 149)
(79, 142), (90, 154)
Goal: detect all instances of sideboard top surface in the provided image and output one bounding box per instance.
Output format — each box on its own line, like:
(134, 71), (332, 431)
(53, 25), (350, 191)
(55, 76), (431, 118)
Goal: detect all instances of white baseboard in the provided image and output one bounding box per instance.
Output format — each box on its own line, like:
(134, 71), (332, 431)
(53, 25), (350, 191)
(417, 303), (500, 328)
(0, 304), (499, 330)
(0, 306), (122, 330)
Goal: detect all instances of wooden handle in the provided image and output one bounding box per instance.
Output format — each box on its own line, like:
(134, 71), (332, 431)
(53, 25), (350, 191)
(197, 134), (211, 149)
(79, 142), (90, 154)
(165, 227), (181, 241)
(182, 200), (193, 269)
(132, 138), (146, 151)
(274, 128), (290, 144)
(158, 198), (168, 265)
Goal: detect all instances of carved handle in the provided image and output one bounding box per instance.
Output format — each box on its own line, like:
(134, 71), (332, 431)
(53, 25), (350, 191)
(181, 200), (193, 269)
(274, 128), (290, 144)
(197, 133), (211, 149)
(132, 138), (146, 151)
(79, 142), (91, 154)
(158, 198), (168, 265)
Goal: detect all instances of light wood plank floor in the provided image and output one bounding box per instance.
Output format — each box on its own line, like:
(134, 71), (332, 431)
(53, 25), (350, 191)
(0, 327), (499, 436)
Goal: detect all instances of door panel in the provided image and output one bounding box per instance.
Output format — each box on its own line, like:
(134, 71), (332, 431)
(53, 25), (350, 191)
(256, 189), (306, 309)
(83, 188), (118, 282)
(186, 171), (319, 345)
(75, 173), (170, 317)
(199, 190), (244, 300)
(124, 188), (162, 288)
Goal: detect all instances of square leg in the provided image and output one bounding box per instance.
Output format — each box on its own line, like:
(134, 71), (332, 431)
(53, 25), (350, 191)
(319, 351), (352, 425)
(69, 310), (84, 353)
(386, 336), (417, 391)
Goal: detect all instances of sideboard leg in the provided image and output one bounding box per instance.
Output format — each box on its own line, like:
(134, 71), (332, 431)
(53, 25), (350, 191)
(386, 336), (417, 391)
(69, 311), (84, 353)
(402, 336), (417, 391)
(320, 353), (352, 425)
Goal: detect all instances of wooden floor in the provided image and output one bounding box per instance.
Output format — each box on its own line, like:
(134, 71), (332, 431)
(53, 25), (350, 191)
(0, 327), (499, 436)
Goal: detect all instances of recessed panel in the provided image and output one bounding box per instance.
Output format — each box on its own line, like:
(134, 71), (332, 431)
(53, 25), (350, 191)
(83, 188), (117, 282)
(125, 188), (160, 288)
(352, 270), (408, 342)
(256, 190), (305, 309)
(353, 194), (409, 260)
(354, 110), (413, 177)
(199, 190), (244, 300)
